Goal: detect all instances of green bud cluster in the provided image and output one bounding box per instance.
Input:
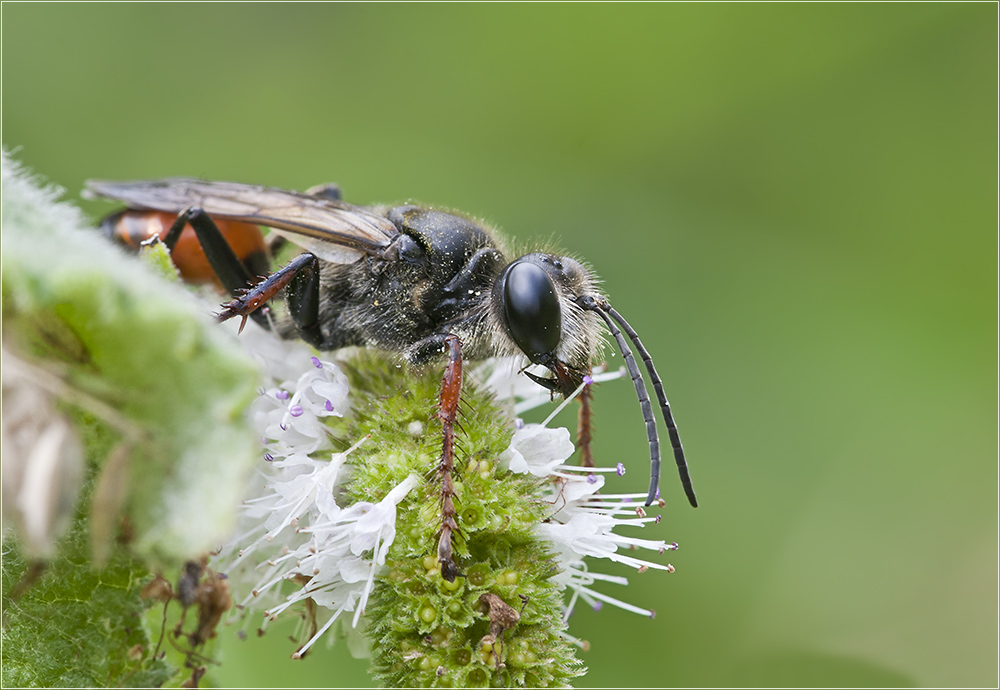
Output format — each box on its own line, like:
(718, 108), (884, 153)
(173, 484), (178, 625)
(338, 352), (585, 687)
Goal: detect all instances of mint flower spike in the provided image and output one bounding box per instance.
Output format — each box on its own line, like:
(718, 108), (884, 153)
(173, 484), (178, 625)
(217, 324), (677, 685)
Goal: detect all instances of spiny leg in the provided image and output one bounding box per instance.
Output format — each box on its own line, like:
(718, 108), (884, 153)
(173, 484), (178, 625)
(216, 252), (323, 347)
(437, 334), (464, 582)
(577, 376), (595, 468)
(163, 208), (325, 345)
(163, 208), (272, 329)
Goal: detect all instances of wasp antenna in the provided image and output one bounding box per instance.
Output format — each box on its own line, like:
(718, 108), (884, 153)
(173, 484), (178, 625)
(604, 304), (697, 508)
(576, 295), (662, 507)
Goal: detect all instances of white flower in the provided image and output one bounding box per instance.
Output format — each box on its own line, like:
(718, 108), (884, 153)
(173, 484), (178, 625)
(251, 472), (419, 658)
(248, 351), (350, 461)
(213, 327), (416, 655)
(500, 424), (575, 477)
(500, 382), (679, 622)
(535, 479), (678, 620)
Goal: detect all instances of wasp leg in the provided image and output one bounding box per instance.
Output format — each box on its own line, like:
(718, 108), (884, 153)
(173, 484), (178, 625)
(217, 252), (319, 338)
(163, 208), (272, 329)
(431, 247), (506, 322)
(437, 334), (464, 582)
(577, 379), (595, 468)
(285, 255), (324, 348)
(408, 332), (454, 365)
(164, 209), (252, 297)
(304, 182), (343, 201)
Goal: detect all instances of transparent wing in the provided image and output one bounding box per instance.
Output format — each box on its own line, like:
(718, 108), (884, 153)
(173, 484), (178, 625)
(84, 178), (396, 263)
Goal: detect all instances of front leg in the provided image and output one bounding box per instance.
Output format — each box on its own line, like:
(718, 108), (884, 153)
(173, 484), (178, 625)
(436, 334), (464, 582)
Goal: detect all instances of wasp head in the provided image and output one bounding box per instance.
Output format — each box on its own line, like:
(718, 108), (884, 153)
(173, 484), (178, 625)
(494, 252), (603, 396)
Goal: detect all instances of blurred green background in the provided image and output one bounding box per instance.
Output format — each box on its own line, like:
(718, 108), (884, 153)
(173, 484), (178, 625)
(3, 4), (995, 687)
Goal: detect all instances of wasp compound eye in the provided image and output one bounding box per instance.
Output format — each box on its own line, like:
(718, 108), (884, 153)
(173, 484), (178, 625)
(500, 260), (562, 363)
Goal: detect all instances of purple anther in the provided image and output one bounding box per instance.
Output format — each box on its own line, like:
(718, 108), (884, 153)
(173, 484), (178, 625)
(616, 462), (626, 477)
(264, 452), (274, 462)
(289, 405), (304, 417)
(325, 399), (334, 412)
(592, 601), (603, 612)
(654, 515), (662, 524)
(582, 374), (594, 386)
(670, 542), (678, 550)
(514, 418), (524, 430)
(587, 473), (599, 484)
(279, 423), (288, 431)
(276, 390), (290, 400)
(311, 356), (322, 368)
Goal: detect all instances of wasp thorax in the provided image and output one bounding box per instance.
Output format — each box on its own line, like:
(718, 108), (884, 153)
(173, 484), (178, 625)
(499, 258), (562, 363)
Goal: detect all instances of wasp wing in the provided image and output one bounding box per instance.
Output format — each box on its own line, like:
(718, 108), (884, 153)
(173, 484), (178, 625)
(84, 178), (396, 264)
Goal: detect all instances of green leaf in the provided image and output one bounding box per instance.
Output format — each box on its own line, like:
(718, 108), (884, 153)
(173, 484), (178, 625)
(2, 508), (175, 687)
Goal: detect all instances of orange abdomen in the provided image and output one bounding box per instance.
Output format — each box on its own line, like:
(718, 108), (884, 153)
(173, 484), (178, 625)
(105, 210), (269, 286)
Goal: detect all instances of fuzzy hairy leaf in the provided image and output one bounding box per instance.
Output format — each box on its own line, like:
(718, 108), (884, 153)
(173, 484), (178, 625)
(2, 499), (174, 687)
(1, 153), (261, 564)
(1, 153), (263, 686)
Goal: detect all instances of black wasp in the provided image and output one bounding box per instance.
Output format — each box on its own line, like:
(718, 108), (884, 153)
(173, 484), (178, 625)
(85, 178), (698, 581)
